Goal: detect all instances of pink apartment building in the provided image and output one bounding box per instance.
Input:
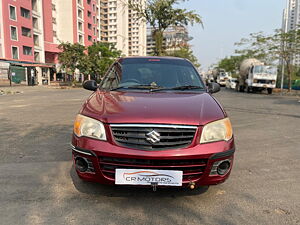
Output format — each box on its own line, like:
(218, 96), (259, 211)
(0, 0), (101, 85)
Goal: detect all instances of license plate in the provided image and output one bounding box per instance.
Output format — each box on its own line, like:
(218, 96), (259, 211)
(115, 169), (183, 186)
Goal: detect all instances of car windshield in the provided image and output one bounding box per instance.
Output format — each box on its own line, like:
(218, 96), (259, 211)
(100, 58), (205, 91)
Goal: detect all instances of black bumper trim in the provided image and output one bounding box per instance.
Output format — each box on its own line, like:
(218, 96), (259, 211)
(209, 148), (235, 160)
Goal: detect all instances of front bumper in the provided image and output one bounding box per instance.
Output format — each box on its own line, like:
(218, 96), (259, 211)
(71, 135), (235, 187)
(252, 83), (276, 88)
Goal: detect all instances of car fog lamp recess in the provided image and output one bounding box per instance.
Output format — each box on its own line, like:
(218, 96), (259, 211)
(210, 159), (231, 176)
(75, 156), (95, 173)
(75, 157), (88, 172)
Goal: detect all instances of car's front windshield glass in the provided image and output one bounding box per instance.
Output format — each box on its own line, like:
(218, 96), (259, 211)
(100, 58), (205, 91)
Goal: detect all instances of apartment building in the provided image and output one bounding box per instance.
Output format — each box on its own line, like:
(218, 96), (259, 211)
(0, 0), (146, 86)
(282, 0), (300, 65)
(146, 26), (190, 55)
(100, 0), (146, 56)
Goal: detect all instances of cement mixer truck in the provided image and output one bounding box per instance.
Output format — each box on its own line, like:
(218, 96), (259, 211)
(236, 59), (277, 94)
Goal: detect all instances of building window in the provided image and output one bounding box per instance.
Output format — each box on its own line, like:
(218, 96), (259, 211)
(12, 46), (19, 59)
(33, 34), (39, 46)
(52, 4), (56, 11)
(10, 26), (18, 41)
(88, 35), (92, 41)
(32, 0), (38, 11)
(78, 0), (82, 5)
(21, 7), (30, 19)
(34, 52), (40, 62)
(32, 17), (38, 29)
(87, 11), (91, 18)
(53, 31), (57, 37)
(9, 5), (17, 20)
(79, 35), (83, 44)
(87, 0), (91, 5)
(78, 22), (83, 31)
(23, 46), (32, 55)
(21, 27), (32, 37)
(78, 9), (83, 19)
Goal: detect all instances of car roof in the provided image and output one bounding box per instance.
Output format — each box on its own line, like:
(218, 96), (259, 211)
(118, 56), (188, 61)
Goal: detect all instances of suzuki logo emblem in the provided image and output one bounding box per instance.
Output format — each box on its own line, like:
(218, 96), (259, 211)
(146, 130), (160, 144)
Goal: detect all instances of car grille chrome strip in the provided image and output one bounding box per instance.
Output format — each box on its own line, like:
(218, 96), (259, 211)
(110, 124), (197, 151)
(110, 124), (197, 129)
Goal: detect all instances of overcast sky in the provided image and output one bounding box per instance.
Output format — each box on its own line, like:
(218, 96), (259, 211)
(179, 0), (287, 70)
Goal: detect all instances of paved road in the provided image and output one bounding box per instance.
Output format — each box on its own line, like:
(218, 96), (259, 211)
(0, 87), (299, 225)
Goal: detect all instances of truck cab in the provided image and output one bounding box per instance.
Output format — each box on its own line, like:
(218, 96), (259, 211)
(246, 65), (277, 94)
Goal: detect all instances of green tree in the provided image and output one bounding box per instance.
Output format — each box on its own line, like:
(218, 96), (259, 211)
(58, 42), (85, 78)
(129, 0), (202, 56)
(218, 55), (248, 75)
(79, 42), (122, 81)
(166, 46), (200, 68)
(235, 29), (300, 91)
(58, 42), (121, 82)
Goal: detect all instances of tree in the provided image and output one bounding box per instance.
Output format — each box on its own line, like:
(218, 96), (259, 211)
(218, 55), (249, 75)
(58, 42), (85, 77)
(129, 0), (202, 56)
(234, 28), (300, 91)
(79, 42), (122, 81)
(166, 46), (200, 68)
(234, 32), (270, 62)
(58, 42), (122, 82)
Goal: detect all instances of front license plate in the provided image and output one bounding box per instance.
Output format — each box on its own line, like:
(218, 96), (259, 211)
(115, 169), (183, 186)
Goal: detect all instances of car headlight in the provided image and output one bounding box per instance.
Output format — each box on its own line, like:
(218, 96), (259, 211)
(200, 118), (233, 144)
(73, 114), (107, 141)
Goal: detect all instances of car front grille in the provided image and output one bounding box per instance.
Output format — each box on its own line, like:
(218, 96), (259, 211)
(110, 124), (197, 150)
(99, 156), (207, 182)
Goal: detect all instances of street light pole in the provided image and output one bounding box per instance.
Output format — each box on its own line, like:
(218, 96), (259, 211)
(281, 0), (289, 94)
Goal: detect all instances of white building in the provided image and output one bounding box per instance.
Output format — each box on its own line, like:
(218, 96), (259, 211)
(282, 0), (300, 65)
(100, 0), (147, 56)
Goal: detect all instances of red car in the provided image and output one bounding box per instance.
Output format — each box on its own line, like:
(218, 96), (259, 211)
(72, 57), (235, 190)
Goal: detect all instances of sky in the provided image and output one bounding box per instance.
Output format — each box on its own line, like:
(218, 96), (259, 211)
(179, 0), (287, 70)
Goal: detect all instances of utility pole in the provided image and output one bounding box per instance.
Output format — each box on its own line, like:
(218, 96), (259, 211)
(281, 0), (290, 94)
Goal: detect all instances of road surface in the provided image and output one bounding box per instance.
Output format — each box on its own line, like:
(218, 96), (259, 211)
(0, 87), (299, 225)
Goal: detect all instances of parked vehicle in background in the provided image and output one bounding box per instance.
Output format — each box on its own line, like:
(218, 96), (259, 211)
(226, 77), (237, 90)
(72, 57), (235, 190)
(236, 58), (277, 94)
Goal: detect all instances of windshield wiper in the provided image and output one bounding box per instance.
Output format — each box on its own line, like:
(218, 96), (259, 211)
(151, 85), (204, 92)
(110, 84), (162, 91)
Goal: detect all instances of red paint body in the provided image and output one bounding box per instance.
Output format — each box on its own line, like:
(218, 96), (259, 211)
(72, 57), (235, 188)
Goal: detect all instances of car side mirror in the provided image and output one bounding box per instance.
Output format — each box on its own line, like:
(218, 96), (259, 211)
(83, 80), (98, 91)
(208, 82), (220, 94)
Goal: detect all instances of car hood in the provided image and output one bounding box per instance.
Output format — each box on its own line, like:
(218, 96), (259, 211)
(81, 91), (225, 126)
